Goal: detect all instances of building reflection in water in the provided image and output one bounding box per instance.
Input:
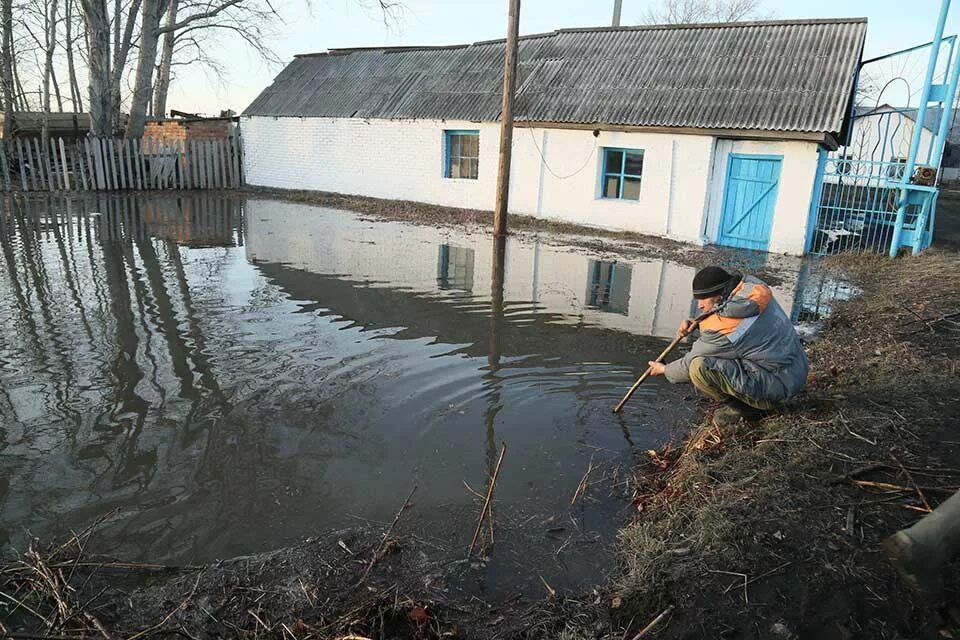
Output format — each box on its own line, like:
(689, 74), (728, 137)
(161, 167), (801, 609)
(0, 195), (840, 592)
(437, 244), (475, 292)
(585, 260), (632, 315)
(245, 200), (724, 339)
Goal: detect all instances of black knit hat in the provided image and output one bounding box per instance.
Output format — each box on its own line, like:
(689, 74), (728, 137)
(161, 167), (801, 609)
(692, 266), (738, 300)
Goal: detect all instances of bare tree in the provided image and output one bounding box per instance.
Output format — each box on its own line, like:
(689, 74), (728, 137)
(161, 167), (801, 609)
(2, 0), (400, 139)
(641, 0), (769, 24)
(151, 0), (177, 117)
(1, 0), (13, 137)
(41, 0), (60, 145)
(153, 0), (280, 118)
(134, 0), (402, 134)
(126, 0), (166, 137)
(80, 0), (113, 135)
(64, 0), (82, 111)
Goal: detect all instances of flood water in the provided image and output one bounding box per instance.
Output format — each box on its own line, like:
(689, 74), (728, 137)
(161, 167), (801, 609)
(0, 195), (841, 596)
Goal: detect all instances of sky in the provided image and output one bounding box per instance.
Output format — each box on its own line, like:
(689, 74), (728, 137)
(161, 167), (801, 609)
(166, 0), (960, 115)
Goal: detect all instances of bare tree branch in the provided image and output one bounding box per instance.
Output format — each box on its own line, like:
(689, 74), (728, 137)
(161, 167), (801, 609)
(159, 0), (244, 34)
(641, 0), (770, 25)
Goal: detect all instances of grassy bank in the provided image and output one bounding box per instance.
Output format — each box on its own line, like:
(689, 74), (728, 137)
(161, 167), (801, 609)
(614, 249), (960, 639)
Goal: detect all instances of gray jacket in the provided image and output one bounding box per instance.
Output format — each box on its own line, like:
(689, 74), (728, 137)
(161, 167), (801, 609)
(664, 275), (809, 402)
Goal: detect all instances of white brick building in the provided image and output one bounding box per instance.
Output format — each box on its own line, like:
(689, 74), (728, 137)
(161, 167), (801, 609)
(242, 18), (867, 256)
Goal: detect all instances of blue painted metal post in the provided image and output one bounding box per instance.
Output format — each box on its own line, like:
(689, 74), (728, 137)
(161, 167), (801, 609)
(890, 0), (952, 257)
(912, 196), (934, 255)
(927, 34), (957, 165)
(931, 45), (960, 170)
(804, 146), (828, 254)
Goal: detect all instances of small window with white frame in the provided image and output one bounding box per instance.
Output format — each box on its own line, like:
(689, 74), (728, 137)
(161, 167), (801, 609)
(601, 148), (644, 200)
(445, 130), (479, 179)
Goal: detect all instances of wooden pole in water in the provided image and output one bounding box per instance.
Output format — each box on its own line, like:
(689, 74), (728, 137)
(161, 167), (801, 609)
(493, 0), (520, 237)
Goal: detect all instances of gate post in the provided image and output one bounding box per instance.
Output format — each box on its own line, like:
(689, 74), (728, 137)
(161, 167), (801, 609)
(804, 146), (829, 254)
(891, 0), (952, 256)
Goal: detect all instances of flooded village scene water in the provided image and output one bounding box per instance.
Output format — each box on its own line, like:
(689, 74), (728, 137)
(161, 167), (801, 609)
(3, 1), (960, 639)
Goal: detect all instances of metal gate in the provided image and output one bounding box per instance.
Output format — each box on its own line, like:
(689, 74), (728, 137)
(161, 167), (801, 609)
(807, 2), (960, 257)
(809, 135), (938, 256)
(717, 154), (782, 251)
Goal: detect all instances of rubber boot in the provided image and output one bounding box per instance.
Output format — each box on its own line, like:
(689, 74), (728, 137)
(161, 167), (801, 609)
(712, 399), (765, 428)
(884, 488), (960, 594)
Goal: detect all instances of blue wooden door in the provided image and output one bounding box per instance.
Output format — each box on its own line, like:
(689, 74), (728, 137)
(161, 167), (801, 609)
(717, 154), (782, 251)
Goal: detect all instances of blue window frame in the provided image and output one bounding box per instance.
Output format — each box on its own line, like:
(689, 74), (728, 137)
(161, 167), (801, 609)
(445, 130), (479, 179)
(601, 147), (644, 200)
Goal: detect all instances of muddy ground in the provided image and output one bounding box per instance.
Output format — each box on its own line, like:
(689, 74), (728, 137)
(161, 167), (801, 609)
(3, 192), (960, 639)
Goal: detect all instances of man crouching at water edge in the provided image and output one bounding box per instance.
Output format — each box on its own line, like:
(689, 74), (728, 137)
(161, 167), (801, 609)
(646, 266), (809, 427)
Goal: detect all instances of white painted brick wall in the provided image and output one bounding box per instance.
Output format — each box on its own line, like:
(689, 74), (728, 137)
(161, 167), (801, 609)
(242, 115), (819, 253)
(242, 116), (498, 209)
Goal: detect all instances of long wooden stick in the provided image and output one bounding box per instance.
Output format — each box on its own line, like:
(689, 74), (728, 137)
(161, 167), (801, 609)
(469, 442), (507, 557)
(613, 308), (718, 413)
(359, 485), (417, 582)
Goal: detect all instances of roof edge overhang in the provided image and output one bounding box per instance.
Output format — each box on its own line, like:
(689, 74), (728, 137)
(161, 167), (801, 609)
(240, 113), (839, 147)
(516, 120), (839, 148)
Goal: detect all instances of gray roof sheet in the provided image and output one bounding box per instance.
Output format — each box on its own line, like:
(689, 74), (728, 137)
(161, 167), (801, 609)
(854, 104), (943, 132)
(243, 18), (867, 135)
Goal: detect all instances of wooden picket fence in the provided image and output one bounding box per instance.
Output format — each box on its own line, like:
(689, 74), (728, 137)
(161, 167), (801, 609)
(0, 135), (244, 192)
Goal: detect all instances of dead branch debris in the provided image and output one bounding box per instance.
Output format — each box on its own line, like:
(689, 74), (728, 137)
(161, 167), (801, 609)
(468, 442), (507, 558)
(569, 457), (595, 507)
(359, 485), (418, 584)
(1, 520), (469, 640)
(630, 605), (674, 639)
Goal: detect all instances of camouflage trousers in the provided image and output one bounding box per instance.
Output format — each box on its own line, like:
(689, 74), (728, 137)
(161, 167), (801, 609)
(688, 356), (782, 411)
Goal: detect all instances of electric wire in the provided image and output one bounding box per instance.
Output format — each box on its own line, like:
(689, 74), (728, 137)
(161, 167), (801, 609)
(525, 126), (598, 180)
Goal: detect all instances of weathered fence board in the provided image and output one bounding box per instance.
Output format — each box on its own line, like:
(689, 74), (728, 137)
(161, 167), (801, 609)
(102, 139), (111, 190)
(15, 139), (26, 191)
(50, 140), (62, 191)
(0, 141), (10, 191)
(211, 142), (218, 189)
(176, 141), (185, 190)
(0, 135), (243, 192)
(133, 139), (143, 190)
(93, 139), (105, 190)
(75, 141), (88, 191)
(59, 138), (70, 190)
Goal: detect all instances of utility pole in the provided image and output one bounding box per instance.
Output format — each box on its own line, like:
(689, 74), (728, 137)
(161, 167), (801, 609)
(612, 0), (622, 26)
(493, 0), (521, 237)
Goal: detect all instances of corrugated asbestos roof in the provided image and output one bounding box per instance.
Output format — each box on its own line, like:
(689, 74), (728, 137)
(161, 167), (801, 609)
(243, 18), (867, 135)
